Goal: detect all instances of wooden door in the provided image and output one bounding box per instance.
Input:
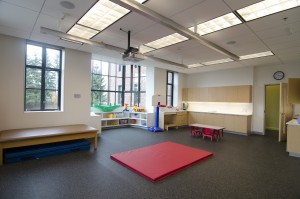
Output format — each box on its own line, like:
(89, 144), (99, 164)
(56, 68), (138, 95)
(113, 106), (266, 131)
(279, 83), (293, 142)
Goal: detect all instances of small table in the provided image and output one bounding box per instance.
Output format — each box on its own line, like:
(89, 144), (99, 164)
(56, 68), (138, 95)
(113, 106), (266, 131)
(189, 123), (225, 140)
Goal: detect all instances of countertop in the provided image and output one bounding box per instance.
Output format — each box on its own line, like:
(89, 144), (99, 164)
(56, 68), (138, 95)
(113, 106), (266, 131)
(286, 119), (300, 126)
(160, 110), (251, 116)
(187, 110), (252, 116)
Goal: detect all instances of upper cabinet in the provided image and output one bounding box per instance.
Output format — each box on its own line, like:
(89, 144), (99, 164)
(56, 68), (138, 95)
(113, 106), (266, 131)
(288, 78), (300, 104)
(183, 85), (252, 103)
(182, 88), (188, 101)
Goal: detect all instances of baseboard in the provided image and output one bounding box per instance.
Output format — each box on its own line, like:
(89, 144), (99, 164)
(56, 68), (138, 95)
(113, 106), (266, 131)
(289, 152), (300, 158)
(265, 127), (279, 131)
(250, 131), (264, 135)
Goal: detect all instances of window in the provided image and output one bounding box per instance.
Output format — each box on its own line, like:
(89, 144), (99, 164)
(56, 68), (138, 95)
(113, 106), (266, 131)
(91, 61), (146, 107)
(25, 42), (62, 111)
(91, 61), (123, 106)
(124, 65), (147, 107)
(166, 71), (174, 106)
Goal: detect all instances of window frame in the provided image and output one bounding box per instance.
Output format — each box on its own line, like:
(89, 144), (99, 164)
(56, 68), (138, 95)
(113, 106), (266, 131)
(91, 62), (146, 107)
(24, 41), (63, 111)
(166, 71), (174, 106)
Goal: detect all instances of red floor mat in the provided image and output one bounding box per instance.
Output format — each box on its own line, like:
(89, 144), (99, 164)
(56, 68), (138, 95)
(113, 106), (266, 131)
(110, 141), (213, 182)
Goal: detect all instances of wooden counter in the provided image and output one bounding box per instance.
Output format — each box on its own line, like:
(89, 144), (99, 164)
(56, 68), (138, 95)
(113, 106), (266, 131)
(286, 119), (300, 158)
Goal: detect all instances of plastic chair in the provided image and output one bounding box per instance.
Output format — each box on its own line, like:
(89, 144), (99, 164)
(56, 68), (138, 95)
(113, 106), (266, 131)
(203, 128), (221, 142)
(191, 127), (202, 136)
(202, 128), (213, 141)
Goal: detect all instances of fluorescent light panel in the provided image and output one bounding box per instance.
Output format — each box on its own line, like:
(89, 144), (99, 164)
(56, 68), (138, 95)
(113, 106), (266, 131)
(237, 0), (300, 21)
(139, 45), (156, 54)
(67, 24), (99, 39)
(60, 37), (83, 45)
(188, 63), (204, 68)
(189, 13), (242, 36)
(144, 33), (188, 50)
(239, 51), (274, 60)
(67, 0), (146, 39)
(202, 58), (233, 65)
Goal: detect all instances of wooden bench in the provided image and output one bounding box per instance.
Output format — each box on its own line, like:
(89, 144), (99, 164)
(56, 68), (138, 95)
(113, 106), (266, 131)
(0, 124), (99, 166)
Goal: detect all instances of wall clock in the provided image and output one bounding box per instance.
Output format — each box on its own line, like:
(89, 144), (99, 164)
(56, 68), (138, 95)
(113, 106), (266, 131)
(273, 71), (284, 80)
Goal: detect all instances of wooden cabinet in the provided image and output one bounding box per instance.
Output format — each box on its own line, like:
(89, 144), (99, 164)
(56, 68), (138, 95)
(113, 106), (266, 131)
(188, 88), (200, 101)
(288, 78), (300, 104)
(236, 85), (252, 102)
(188, 112), (251, 134)
(183, 85), (252, 103)
(182, 88), (188, 101)
(161, 111), (188, 130)
(176, 111), (188, 126)
(287, 120), (300, 157)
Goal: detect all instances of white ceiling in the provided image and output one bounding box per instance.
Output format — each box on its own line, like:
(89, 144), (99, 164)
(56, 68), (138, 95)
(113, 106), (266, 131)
(0, 0), (300, 74)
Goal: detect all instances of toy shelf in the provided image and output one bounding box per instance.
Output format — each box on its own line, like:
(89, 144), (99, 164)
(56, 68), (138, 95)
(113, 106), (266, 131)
(99, 111), (148, 129)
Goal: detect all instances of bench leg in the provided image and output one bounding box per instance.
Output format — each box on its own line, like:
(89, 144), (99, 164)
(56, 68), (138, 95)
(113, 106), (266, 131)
(94, 135), (98, 150)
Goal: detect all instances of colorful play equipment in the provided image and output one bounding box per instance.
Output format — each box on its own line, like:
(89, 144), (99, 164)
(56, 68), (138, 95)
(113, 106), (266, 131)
(148, 102), (163, 132)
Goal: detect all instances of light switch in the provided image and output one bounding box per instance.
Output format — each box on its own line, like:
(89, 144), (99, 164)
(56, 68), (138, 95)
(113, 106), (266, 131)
(74, 94), (81, 99)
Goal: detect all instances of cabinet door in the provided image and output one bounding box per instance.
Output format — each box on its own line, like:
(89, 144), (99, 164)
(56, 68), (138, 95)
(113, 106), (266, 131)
(199, 87), (209, 102)
(288, 78), (300, 104)
(188, 112), (199, 124)
(176, 112), (188, 126)
(188, 88), (200, 101)
(236, 85), (252, 102)
(182, 88), (188, 101)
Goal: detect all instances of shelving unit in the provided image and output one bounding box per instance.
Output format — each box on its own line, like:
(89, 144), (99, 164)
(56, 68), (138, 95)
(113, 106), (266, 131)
(129, 112), (148, 127)
(99, 111), (148, 129)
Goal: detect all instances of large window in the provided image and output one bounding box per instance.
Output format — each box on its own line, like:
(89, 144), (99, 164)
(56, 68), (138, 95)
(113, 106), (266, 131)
(25, 42), (62, 111)
(166, 71), (174, 106)
(91, 60), (123, 106)
(91, 61), (146, 107)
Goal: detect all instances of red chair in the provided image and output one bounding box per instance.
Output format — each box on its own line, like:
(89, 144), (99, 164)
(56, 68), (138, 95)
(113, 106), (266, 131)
(202, 128), (213, 141)
(202, 128), (221, 142)
(191, 126), (202, 136)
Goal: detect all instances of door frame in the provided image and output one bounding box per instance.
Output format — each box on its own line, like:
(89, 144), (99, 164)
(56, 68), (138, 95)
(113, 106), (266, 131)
(264, 84), (280, 136)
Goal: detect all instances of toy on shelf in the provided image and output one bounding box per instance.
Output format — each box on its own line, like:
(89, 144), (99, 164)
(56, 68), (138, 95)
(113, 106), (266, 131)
(93, 104), (120, 112)
(123, 104), (129, 112)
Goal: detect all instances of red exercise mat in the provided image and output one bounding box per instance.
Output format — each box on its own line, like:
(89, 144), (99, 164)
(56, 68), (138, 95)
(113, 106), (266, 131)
(110, 141), (213, 182)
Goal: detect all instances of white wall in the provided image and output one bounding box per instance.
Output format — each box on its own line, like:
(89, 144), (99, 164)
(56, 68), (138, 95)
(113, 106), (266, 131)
(253, 64), (300, 133)
(186, 67), (254, 87)
(0, 34), (101, 131)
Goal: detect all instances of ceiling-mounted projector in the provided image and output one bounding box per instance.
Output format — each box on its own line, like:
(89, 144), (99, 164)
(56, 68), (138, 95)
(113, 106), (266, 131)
(122, 52), (144, 62)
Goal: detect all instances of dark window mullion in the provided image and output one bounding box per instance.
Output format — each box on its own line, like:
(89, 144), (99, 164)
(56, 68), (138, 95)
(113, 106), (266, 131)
(41, 47), (46, 110)
(121, 65), (125, 105)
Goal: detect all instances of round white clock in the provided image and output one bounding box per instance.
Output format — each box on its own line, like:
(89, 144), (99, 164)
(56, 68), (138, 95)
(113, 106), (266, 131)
(273, 71), (284, 80)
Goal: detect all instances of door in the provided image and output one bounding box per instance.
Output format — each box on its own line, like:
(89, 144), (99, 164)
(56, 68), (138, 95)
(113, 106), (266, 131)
(279, 83), (293, 142)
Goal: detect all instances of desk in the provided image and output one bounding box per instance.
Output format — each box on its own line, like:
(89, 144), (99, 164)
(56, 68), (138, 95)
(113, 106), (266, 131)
(160, 111), (188, 131)
(189, 123), (225, 141)
(0, 124), (98, 166)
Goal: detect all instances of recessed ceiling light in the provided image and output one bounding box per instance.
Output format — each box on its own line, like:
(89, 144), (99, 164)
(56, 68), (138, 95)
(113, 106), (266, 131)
(60, 37), (83, 45)
(239, 51), (274, 60)
(60, 1), (75, 9)
(139, 45), (155, 54)
(188, 63), (204, 68)
(67, 0), (146, 39)
(202, 58), (233, 66)
(144, 33), (188, 50)
(237, 0), (300, 22)
(68, 24), (99, 39)
(188, 13), (242, 36)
